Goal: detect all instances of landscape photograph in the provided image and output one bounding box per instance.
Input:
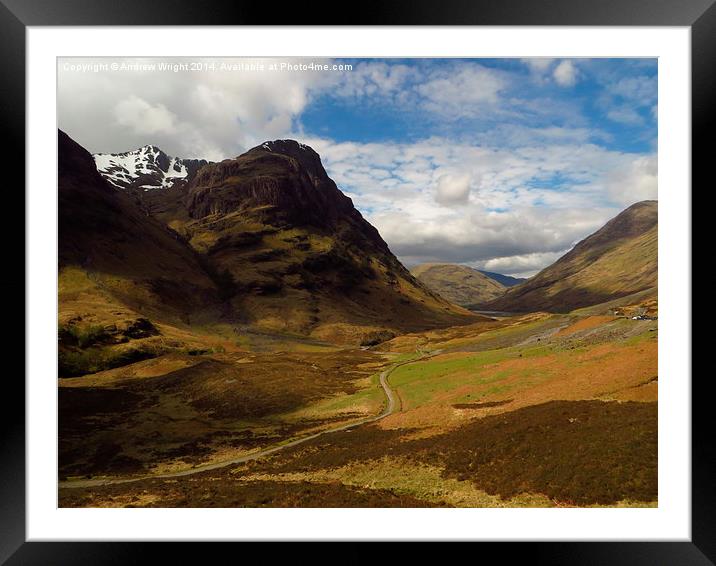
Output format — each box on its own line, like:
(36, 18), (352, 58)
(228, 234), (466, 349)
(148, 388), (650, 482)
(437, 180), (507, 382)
(57, 57), (658, 508)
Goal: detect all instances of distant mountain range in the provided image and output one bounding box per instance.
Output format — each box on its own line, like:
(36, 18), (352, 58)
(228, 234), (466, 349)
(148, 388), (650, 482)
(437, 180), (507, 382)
(411, 264), (509, 307)
(411, 203), (656, 314)
(477, 270), (526, 287)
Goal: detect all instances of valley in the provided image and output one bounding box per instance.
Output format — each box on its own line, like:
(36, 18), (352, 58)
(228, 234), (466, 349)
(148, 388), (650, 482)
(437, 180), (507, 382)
(57, 130), (658, 508)
(59, 297), (657, 507)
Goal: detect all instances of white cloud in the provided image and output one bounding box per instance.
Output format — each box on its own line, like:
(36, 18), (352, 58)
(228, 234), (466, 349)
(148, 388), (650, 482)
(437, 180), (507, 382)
(58, 57), (335, 160)
(610, 75), (657, 104)
(417, 64), (507, 116)
(369, 204), (610, 272)
(605, 155), (657, 206)
(522, 58), (557, 86)
(113, 95), (177, 135)
(303, 135), (645, 272)
(434, 174), (472, 205)
(601, 74), (657, 126)
(553, 60), (578, 87)
(522, 58), (555, 73)
(334, 61), (412, 99)
(606, 106), (644, 125)
(471, 250), (569, 278)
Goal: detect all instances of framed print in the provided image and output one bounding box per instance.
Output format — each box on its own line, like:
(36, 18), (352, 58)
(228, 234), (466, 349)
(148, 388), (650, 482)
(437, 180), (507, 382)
(3, 0), (708, 563)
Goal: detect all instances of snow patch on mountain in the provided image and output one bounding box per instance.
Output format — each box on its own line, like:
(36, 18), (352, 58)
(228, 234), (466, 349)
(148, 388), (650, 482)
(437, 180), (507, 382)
(93, 145), (207, 191)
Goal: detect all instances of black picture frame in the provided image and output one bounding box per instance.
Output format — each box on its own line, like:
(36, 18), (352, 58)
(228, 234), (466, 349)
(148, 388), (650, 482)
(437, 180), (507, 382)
(3, 0), (705, 563)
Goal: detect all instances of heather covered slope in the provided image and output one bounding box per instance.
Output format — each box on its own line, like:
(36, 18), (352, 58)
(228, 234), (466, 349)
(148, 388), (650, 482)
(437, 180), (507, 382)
(484, 201), (657, 313)
(411, 263), (506, 307)
(61, 301), (658, 507)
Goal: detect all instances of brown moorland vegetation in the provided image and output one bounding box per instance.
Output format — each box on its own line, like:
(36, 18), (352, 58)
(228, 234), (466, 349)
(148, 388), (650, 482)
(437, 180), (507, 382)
(60, 294), (658, 507)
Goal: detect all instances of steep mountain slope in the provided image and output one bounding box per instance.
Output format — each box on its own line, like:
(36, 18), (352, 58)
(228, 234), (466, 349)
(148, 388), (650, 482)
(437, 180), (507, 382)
(411, 263), (506, 307)
(59, 130), (218, 314)
(173, 139), (476, 342)
(62, 132), (477, 347)
(478, 271), (526, 287)
(94, 145), (210, 191)
(58, 130), (225, 376)
(484, 201), (657, 313)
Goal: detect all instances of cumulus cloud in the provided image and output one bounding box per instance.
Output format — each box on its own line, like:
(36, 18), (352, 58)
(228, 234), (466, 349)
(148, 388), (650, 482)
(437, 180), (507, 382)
(606, 106), (644, 125)
(369, 205), (610, 273)
(553, 60), (578, 87)
(434, 174), (472, 205)
(58, 57), (335, 160)
(334, 61), (412, 99)
(314, 60), (509, 120)
(610, 75), (657, 104)
(522, 58), (558, 86)
(600, 74), (657, 126)
(114, 95), (177, 135)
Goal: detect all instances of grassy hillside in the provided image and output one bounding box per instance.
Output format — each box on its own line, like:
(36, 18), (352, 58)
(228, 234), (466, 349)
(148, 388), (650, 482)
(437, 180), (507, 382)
(484, 201), (657, 313)
(411, 263), (506, 307)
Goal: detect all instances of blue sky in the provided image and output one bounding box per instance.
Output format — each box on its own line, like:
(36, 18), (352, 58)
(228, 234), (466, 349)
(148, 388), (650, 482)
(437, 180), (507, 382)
(301, 58), (656, 154)
(58, 57), (657, 276)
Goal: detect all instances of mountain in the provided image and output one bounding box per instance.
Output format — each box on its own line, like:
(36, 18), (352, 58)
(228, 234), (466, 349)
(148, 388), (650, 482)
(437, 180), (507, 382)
(59, 130), (217, 311)
(483, 201), (657, 313)
(175, 139), (476, 342)
(478, 271), (526, 287)
(58, 130), (225, 376)
(94, 145), (210, 191)
(411, 263), (506, 307)
(61, 132), (477, 350)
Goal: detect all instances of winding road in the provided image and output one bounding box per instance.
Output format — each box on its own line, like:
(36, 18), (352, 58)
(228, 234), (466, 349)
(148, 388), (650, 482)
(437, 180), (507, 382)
(58, 351), (426, 490)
